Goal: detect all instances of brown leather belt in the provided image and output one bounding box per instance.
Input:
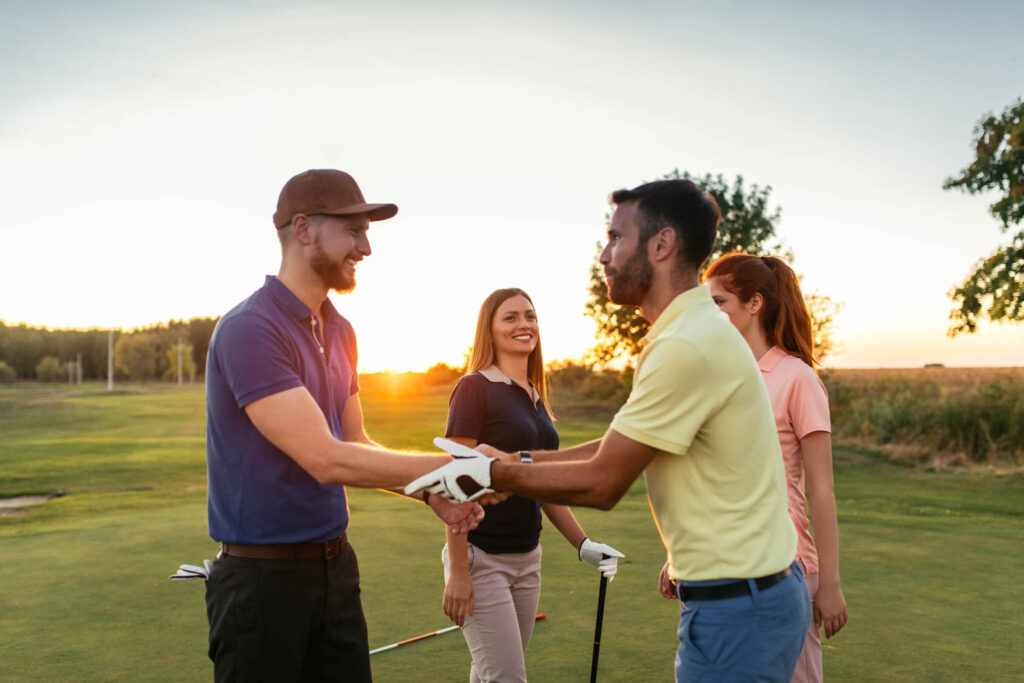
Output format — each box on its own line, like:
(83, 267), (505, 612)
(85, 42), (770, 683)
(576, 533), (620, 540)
(220, 533), (348, 560)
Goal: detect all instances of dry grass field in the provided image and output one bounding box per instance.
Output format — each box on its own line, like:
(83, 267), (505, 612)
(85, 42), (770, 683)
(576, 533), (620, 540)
(824, 366), (1024, 392)
(823, 367), (1024, 470)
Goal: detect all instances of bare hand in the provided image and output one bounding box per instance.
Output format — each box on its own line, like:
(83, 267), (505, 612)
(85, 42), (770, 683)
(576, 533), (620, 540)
(443, 570), (474, 627)
(658, 561), (677, 600)
(476, 491), (512, 505)
(474, 443), (518, 464)
(428, 495), (484, 534)
(815, 583), (848, 638)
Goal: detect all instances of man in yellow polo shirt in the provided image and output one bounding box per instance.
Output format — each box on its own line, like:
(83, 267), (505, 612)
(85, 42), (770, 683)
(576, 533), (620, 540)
(408, 178), (811, 681)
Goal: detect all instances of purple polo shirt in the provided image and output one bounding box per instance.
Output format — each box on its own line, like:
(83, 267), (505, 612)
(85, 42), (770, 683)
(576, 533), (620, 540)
(206, 275), (359, 544)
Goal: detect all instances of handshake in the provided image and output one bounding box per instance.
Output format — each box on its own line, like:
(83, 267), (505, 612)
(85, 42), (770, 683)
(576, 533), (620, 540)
(405, 438), (506, 503)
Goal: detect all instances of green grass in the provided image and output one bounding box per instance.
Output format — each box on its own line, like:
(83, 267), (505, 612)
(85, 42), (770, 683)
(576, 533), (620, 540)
(1, 382), (1022, 681)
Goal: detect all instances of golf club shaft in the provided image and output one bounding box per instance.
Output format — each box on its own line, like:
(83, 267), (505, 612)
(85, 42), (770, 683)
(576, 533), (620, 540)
(590, 574), (608, 683)
(370, 613), (546, 655)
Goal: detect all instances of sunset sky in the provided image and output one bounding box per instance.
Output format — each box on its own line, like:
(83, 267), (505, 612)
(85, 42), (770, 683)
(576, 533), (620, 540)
(2, 1), (1022, 372)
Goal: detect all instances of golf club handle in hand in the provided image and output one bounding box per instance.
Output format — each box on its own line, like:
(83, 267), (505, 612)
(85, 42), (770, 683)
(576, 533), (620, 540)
(579, 538), (624, 581)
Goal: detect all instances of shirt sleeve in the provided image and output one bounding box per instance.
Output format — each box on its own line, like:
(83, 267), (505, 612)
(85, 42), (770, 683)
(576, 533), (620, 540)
(213, 313), (304, 409)
(610, 337), (716, 455)
(445, 376), (486, 442)
(788, 367), (831, 439)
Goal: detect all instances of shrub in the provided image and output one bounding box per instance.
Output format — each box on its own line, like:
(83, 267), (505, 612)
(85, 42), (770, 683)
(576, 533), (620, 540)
(0, 360), (16, 382)
(824, 369), (1024, 465)
(35, 356), (63, 382)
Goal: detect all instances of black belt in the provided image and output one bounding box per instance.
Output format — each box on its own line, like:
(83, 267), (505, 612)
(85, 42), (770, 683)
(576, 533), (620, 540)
(220, 533), (348, 560)
(676, 566), (792, 603)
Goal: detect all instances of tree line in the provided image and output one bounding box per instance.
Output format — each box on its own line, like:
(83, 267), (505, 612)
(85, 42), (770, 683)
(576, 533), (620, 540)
(0, 317), (219, 382)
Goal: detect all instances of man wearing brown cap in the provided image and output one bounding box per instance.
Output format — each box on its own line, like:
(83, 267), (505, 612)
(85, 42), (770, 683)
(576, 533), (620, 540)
(204, 169), (485, 681)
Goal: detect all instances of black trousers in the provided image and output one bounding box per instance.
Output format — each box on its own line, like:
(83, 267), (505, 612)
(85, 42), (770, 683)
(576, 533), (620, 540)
(206, 541), (371, 682)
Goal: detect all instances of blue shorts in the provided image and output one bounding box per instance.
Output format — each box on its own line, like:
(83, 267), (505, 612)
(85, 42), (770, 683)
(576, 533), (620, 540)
(674, 561), (811, 682)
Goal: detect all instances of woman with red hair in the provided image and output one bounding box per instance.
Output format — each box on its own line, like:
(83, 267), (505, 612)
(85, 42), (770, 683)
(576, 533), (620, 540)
(704, 253), (848, 683)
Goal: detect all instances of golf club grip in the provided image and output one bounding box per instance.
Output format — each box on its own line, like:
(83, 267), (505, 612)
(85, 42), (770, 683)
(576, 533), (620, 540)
(590, 574), (608, 683)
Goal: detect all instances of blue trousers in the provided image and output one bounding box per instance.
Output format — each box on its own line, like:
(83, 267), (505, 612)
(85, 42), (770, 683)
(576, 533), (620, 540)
(675, 561), (811, 682)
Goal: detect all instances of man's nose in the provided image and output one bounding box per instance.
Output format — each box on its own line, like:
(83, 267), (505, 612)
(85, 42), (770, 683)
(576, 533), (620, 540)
(599, 243), (611, 264)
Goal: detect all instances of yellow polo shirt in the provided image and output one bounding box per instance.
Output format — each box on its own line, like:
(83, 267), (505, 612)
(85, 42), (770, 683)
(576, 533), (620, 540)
(610, 285), (796, 581)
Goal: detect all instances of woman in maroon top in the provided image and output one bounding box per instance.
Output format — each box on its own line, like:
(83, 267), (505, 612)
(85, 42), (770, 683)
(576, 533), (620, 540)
(441, 288), (622, 683)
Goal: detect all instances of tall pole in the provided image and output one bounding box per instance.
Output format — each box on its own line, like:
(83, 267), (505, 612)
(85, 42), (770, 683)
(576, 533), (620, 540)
(177, 337), (183, 387)
(108, 330), (114, 392)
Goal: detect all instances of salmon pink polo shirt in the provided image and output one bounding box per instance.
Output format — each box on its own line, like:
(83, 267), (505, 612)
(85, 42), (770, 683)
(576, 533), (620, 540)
(757, 345), (831, 576)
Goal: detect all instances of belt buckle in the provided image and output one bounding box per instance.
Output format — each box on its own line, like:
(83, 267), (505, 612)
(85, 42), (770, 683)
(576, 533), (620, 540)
(324, 538), (340, 560)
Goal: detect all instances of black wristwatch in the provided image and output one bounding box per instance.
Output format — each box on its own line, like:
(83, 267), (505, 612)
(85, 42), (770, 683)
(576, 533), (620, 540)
(518, 450), (533, 463)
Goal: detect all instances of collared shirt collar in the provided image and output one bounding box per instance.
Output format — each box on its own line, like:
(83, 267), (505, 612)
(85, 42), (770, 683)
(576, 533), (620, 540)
(264, 275), (342, 324)
(643, 285), (714, 342)
(757, 345), (788, 374)
(480, 364), (541, 402)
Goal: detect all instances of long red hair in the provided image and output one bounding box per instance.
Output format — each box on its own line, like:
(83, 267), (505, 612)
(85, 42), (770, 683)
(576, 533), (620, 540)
(704, 253), (816, 367)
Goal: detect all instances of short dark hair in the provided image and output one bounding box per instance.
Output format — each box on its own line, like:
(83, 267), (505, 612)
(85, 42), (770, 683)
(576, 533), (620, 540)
(610, 179), (721, 271)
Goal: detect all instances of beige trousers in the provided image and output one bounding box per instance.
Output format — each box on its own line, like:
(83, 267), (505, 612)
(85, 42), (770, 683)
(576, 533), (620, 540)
(442, 543), (543, 683)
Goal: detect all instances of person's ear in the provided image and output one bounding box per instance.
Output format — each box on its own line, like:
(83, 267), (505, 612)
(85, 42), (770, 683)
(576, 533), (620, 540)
(649, 226), (677, 263)
(748, 292), (764, 314)
(291, 214), (314, 246)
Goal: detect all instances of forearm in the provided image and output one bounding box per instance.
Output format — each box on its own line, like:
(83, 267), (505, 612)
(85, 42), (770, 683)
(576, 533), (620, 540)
(489, 430), (652, 509)
(246, 387), (449, 488)
(529, 438), (602, 463)
(318, 440), (451, 488)
(492, 461), (625, 509)
(800, 431), (841, 587)
(445, 526), (471, 575)
(808, 489), (842, 587)
(541, 503), (587, 550)
(348, 436), (420, 499)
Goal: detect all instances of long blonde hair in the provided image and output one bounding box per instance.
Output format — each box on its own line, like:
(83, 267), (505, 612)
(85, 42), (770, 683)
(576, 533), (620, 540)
(467, 288), (552, 417)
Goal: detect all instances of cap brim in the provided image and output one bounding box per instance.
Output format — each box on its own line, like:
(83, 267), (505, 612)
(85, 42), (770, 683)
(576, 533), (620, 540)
(323, 202), (398, 222)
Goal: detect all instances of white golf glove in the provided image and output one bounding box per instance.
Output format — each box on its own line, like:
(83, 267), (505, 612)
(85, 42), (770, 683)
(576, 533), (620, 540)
(170, 559), (212, 581)
(404, 454), (496, 503)
(579, 538), (624, 581)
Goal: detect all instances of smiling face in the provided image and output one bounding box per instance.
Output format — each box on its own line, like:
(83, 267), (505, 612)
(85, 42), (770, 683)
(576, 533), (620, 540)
(491, 294), (539, 360)
(308, 214), (371, 293)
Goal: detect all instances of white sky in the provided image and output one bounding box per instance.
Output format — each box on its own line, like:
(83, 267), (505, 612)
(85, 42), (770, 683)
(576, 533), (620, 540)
(1, 1), (1022, 371)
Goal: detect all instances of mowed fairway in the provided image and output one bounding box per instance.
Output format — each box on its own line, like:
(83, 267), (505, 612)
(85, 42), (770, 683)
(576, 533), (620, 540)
(1, 382), (1022, 681)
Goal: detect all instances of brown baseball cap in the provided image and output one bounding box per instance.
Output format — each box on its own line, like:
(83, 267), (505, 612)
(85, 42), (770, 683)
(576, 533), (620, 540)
(273, 169), (398, 228)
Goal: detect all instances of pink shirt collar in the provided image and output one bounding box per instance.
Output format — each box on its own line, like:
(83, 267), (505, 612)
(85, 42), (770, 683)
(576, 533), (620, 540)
(757, 345), (789, 374)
